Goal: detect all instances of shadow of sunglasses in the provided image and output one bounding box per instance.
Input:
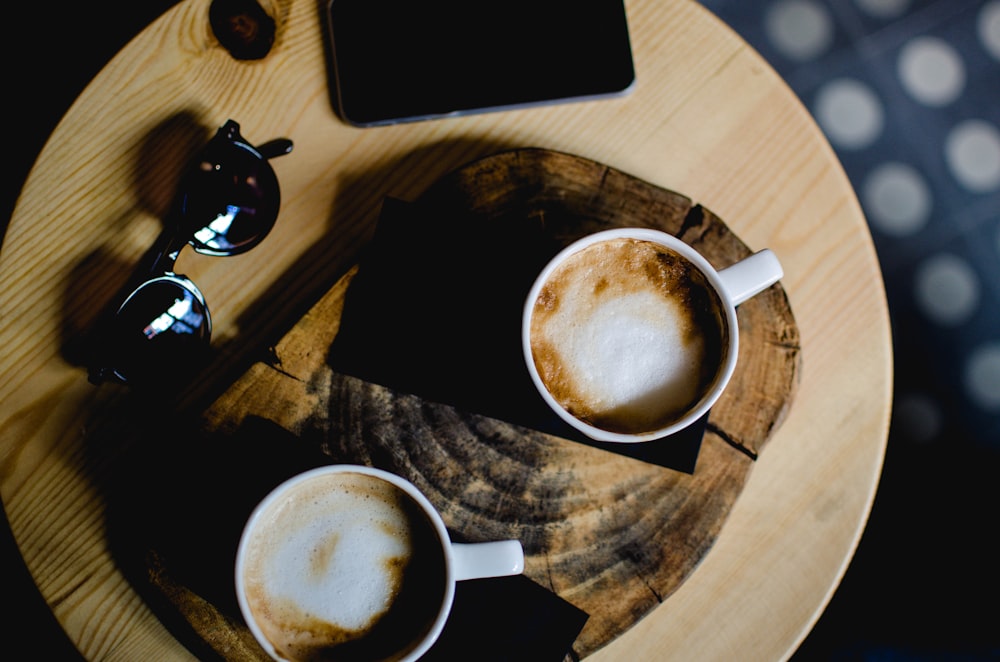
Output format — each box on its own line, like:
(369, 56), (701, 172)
(88, 119), (293, 388)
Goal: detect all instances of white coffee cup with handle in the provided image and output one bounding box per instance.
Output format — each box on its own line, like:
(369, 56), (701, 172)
(523, 227), (783, 443)
(236, 464), (525, 661)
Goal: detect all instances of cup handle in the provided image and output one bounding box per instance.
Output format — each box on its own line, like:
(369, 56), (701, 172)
(717, 249), (783, 306)
(451, 540), (525, 581)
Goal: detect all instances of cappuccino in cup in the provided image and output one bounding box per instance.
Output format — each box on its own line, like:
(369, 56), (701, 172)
(529, 236), (727, 435)
(523, 228), (783, 443)
(236, 465), (524, 662)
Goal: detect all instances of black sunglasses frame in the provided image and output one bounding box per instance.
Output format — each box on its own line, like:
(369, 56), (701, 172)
(88, 119), (293, 388)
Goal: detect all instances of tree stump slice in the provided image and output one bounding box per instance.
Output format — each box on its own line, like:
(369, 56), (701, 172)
(157, 149), (800, 659)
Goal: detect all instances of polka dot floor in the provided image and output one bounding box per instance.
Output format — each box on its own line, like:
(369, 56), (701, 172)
(697, 1), (999, 659)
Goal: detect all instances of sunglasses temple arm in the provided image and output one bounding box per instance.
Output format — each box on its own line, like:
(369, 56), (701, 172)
(257, 137), (294, 160)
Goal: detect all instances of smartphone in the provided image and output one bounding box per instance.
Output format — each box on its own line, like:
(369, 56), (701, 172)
(326, 0), (636, 127)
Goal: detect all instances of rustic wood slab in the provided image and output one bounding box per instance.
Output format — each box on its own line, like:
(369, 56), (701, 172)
(143, 148), (801, 659)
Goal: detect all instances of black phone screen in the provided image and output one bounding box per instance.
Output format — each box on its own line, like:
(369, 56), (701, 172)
(326, 0), (636, 127)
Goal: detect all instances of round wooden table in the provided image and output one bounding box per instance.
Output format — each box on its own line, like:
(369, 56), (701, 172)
(0, 0), (891, 660)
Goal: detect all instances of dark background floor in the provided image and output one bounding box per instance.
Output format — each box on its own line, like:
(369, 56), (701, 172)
(3, 1), (998, 660)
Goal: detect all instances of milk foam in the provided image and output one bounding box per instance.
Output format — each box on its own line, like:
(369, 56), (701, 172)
(243, 473), (419, 651)
(574, 293), (703, 420)
(529, 238), (724, 434)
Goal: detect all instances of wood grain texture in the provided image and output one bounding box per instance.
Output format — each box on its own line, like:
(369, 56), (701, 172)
(0, 1), (891, 660)
(177, 149), (800, 659)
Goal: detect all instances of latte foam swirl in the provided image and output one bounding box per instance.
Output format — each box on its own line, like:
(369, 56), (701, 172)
(529, 238), (726, 434)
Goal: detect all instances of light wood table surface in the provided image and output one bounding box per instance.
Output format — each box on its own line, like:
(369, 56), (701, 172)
(0, 0), (892, 659)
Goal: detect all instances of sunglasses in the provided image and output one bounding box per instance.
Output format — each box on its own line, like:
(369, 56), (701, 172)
(88, 119), (293, 388)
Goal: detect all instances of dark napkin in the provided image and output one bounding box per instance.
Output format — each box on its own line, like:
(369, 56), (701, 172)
(328, 197), (708, 473)
(425, 574), (589, 661)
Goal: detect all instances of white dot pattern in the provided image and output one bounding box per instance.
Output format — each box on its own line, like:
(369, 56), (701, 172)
(814, 78), (884, 149)
(913, 254), (980, 326)
(980, 1), (1000, 62)
(965, 343), (1000, 411)
(765, 0), (834, 61)
(702, 0), (1000, 449)
(897, 37), (965, 107)
(862, 162), (931, 236)
(944, 120), (1000, 192)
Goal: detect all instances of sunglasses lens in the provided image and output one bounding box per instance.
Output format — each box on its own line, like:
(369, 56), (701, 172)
(179, 136), (281, 256)
(107, 277), (211, 386)
(88, 121), (292, 390)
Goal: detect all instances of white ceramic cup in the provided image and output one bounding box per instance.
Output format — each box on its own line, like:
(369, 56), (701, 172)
(522, 227), (783, 443)
(235, 465), (525, 662)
